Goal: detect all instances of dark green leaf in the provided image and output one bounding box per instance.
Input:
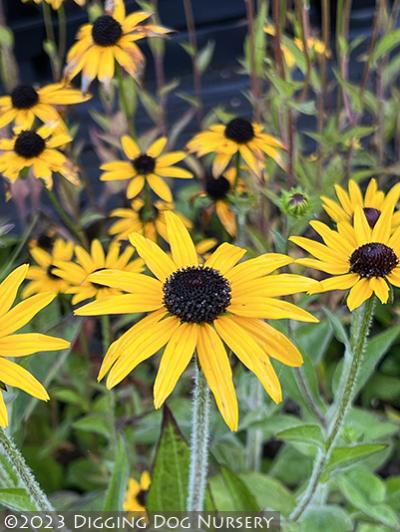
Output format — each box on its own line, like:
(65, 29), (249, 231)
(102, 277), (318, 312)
(103, 437), (129, 511)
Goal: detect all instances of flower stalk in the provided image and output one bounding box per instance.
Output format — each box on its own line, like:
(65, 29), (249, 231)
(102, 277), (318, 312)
(187, 360), (210, 511)
(290, 296), (376, 521)
(0, 428), (54, 511)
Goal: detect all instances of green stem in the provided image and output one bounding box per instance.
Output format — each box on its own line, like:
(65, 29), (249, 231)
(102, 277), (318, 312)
(1, 214), (39, 280)
(0, 429), (54, 511)
(187, 360), (210, 511)
(45, 187), (88, 248)
(290, 297), (375, 521)
(116, 67), (135, 137)
(57, 4), (67, 76)
(42, 2), (59, 79)
(101, 315), (111, 355)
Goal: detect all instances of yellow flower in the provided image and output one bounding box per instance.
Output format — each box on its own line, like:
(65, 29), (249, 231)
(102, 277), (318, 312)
(201, 168), (245, 237)
(0, 123), (79, 189)
(187, 117), (284, 177)
(0, 82), (90, 130)
(124, 471), (151, 512)
(264, 24), (296, 69)
(24, 237), (74, 297)
(22, 0), (85, 8)
(53, 240), (144, 304)
(321, 178), (400, 230)
(290, 196), (400, 311)
(109, 198), (191, 242)
(294, 37), (330, 58)
(0, 264), (70, 427)
(64, 0), (170, 91)
(75, 212), (317, 431)
(101, 136), (192, 202)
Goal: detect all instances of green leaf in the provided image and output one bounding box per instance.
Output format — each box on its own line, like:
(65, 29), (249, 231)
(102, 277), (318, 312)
(103, 437), (129, 511)
(277, 424), (324, 449)
(323, 309), (350, 349)
(240, 472), (296, 515)
(147, 406), (189, 511)
(372, 29), (400, 64)
(326, 443), (387, 474)
(0, 489), (36, 511)
(210, 467), (259, 511)
(300, 505), (352, 532)
(336, 468), (399, 528)
(196, 41), (215, 73)
(73, 414), (110, 439)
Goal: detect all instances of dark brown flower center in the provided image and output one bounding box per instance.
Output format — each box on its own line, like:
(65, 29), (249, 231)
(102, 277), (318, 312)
(133, 154), (156, 175)
(136, 490), (148, 507)
(163, 266), (231, 323)
(14, 131), (45, 158)
(224, 118), (255, 144)
(349, 242), (398, 278)
(11, 85), (39, 109)
(205, 175), (231, 200)
(92, 15), (122, 46)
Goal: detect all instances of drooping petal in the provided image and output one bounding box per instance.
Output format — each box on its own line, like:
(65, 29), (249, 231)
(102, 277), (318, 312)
(0, 358), (49, 400)
(129, 233), (176, 281)
(164, 211), (198, 267)
(346, 278), (373, 311)
(0, 264), (29, 317)
(0, 293), (56, 337)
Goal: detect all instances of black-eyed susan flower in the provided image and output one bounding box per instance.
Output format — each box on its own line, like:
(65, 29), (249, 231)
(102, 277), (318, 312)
(53, 239), (144, 304)
(22, 0), (85, 8)
(290, 200), (400, 311)
(64, 0), (170, 91)
(187, 117), (284, 177)
(24, 237), (74, 297)
(0, 264), (70, 427)
(321, 178), (400, 229)
(0, 123), (79, 189)
(0, 83), (90, 130)
(123, 471), (151, 512)
(101, 135), (192, 202)
(109, 198), (191, 242)
(75, 212), (317, 431)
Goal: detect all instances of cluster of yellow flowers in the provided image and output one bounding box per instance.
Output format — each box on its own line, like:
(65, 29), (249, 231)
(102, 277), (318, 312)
(1, 1), (400, 457)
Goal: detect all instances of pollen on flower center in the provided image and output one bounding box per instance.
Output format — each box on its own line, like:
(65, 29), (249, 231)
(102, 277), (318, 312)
(163, 266), (231, 323)
(133, 154), (156, 175)
(349, 242), (398, 278)
(224, 118), (255, 144)
(14, 131), (45, 158)
(11, 85), (39, 109)
(92, 15), (122, 46)
(205, 175), (231, 200)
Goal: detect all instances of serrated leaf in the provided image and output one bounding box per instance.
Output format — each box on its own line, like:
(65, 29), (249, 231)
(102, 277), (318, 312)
(103, 437), (129, 511)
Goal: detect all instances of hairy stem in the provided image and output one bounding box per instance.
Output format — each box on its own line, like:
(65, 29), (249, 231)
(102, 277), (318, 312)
(187, 361), (210, 511)
(290, 297), (375, 521)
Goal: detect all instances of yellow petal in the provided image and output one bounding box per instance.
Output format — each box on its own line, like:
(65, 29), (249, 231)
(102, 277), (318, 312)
(228, 297), (318, 322)
(346, 278), (373, 311)
(0, 393), (8, 427)
(369, 277), (389, 304)
(129, 233), (176, 281)
(197, 323), (238, 431)
(353, 207), (372, 246)
(226, 253), (293, 285)
(0, 264), (29, 317)
(147, 174), (172, 202)
(214, 316), (282, 404)
(204, 243), (246, 275)
(309, 273), (359, 294)
(165, 211), (198, 267)
(0, 334), (70, 357)
(147, 137), (167, 157)
(121, 135), (140, 159)
(154, 323), (197, 408)
(0, 293), (56, 337)
(88, 269), (162, 296)
(75, 293), (162, 316)
(0, 358), (49, 400)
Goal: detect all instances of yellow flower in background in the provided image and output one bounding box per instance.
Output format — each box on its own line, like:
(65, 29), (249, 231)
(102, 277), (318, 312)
(101, 136), (192, 202)
(75, 212), (317, 431)
(0, 264), (70, 427)
(64, 0), (170, 91)
(109, 198), (191, 242)
(201, 168), (245, 237)
(53, 239), (144, 304)
(0, 123), (79, 189)
(24, 237), (74, 297)
(0, 83), (90, 130)
(187, 117), (284, 177)
(321, 179), (400, 230)
(290, 198), (400, 311)
(124, 471), (151, 512)
(22, 0), (85, 8)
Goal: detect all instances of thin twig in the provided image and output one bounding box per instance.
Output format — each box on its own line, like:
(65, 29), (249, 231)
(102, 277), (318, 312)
(183, 0), (203, 125)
